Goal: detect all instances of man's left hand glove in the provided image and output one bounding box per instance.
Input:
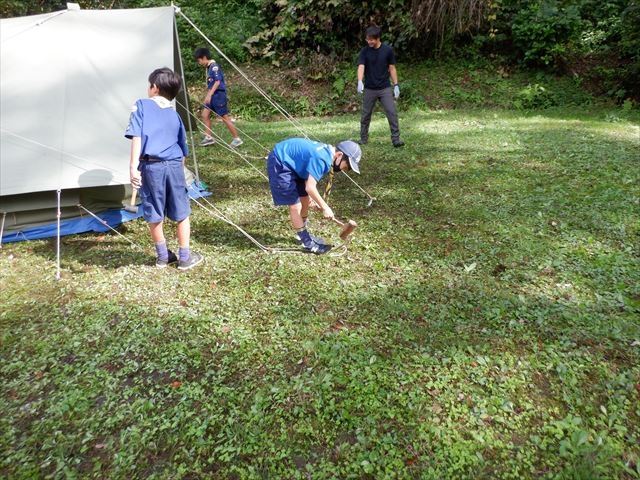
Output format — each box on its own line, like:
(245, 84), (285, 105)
(393, 84), (400, 99)
(357, 80), (364, 94)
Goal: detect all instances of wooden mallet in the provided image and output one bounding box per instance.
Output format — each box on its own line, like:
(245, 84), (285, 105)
(332, 217), (357, 241)
(124, 188), (138, 213)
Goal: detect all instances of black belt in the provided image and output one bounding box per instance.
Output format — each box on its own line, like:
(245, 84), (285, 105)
(140, 155), (163, 162)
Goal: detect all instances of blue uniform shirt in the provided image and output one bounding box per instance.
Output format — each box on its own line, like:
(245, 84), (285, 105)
(273, 138), (333, 182)
(125, 97), (188, 161)
(207, 61), (226, 91)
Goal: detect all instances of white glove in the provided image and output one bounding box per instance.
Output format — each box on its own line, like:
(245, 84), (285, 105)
(393, 84), (400, 99)
(357, 80), (364, 94)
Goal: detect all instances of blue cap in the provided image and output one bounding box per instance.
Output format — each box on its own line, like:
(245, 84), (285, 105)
(336, 140), (361, 174)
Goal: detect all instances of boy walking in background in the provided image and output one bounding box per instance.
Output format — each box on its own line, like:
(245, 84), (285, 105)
(267, 138), (362, 254)
(194, 47), (243, 148)
(357, 25), (404, 147)
(125, 67), (204, 270)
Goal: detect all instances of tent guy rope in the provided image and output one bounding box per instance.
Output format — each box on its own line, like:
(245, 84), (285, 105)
(174, 6), (376, 207)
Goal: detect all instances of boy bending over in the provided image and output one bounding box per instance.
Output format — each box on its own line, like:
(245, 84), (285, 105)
(267, 138), (362, 254)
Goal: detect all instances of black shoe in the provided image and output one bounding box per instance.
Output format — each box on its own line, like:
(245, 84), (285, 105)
(178, 252), (204, 271)
(358, 139), (368, 145)
(393, 140), (405, 148)
(156, 249), (178, 268)
(302, 240), (332, 255)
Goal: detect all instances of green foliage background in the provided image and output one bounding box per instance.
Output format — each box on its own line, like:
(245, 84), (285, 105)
(1, 0), (638, 101)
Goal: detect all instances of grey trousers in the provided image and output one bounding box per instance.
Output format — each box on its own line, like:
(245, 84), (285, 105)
(360, 87), (400, 142)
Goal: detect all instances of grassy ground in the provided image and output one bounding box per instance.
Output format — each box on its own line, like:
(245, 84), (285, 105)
(1, 105), (639, 479)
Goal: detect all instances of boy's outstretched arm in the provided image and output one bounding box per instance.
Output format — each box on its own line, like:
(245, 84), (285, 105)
(129, 136), (142, 188)
(305, 176), (334, 219)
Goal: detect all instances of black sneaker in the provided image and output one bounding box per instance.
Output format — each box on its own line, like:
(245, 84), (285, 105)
(156, 249), (178, 268)
(393, 140), (405, 148)
(358, 139), (368, 145)
(302, 240), (332, 255)
(178, 252), (204, 271)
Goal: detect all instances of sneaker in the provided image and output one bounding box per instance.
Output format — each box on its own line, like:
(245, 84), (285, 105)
(230, 137), (243, 148)
(393, 140), (405, 148)
(156, 249), (178, 268)
(199, 136), (215, 147)
(302, 240), (332, 255)
(178, 251), (204, 271)
(295, 232), (328, 246)
(358, 139), (368, 145)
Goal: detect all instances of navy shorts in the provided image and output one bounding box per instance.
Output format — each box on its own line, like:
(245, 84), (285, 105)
(139, 160), (191, 223)
(267, 151), (308, 206)
(206, 90), (229, 116)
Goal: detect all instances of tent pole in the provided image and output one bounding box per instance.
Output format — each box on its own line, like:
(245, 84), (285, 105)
(173, 7), (200, 184)
(56, 189), (61, 281)
(0, 212), (6, 248)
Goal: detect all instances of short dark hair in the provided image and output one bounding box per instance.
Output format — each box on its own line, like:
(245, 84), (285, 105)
(194, 47), (211, 60)
(148, 68), (182, 100)
(365, 25), (381, 39)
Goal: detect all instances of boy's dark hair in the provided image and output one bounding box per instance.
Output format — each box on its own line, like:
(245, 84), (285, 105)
(193, 47), (211, 60)
(365, 25), (382, 39)
(148, 68), (182, 101)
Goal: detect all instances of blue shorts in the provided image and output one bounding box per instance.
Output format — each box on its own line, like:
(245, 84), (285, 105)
(267, 151), (308, 206)
(206, 90), (229, 116)
(139, 160), (191, 223)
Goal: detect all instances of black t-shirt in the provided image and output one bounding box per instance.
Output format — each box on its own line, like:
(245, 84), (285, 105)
(357, 43), (396, 90)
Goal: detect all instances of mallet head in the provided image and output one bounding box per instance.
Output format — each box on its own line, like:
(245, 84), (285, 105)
(339, 220), (357, 241)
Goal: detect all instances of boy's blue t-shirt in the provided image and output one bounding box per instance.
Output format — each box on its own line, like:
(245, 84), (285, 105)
(273, 138), (333, 182)
(207, 61), (226, 91)
(125, 97), (188, 161)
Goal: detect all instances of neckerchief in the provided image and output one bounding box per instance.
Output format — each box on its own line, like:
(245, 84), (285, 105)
(324, 168), (334, 200)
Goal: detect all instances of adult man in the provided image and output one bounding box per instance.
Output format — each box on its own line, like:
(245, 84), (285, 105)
(357, 25), (404, 147)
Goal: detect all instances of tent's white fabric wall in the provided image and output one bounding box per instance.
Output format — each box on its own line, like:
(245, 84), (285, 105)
(0, 6), (198, 242)
(1, 6), (176, 194)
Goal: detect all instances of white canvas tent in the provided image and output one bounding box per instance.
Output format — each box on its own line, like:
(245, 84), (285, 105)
(0, 5), (199, 243)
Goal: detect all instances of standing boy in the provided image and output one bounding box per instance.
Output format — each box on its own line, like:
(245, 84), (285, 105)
(357, 25), (404, 147)
(194, 47), (243, 148)
(125, 67), (204, 270)
(267, 138), (362, 254)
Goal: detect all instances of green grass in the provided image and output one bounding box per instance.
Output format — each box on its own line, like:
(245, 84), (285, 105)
(1, 105), (639, 479)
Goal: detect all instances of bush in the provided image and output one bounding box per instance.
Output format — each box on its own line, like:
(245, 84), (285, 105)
(513, 83), (557, 109)
(510, 1), (582, 68)
(244, 0), (416, 60)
